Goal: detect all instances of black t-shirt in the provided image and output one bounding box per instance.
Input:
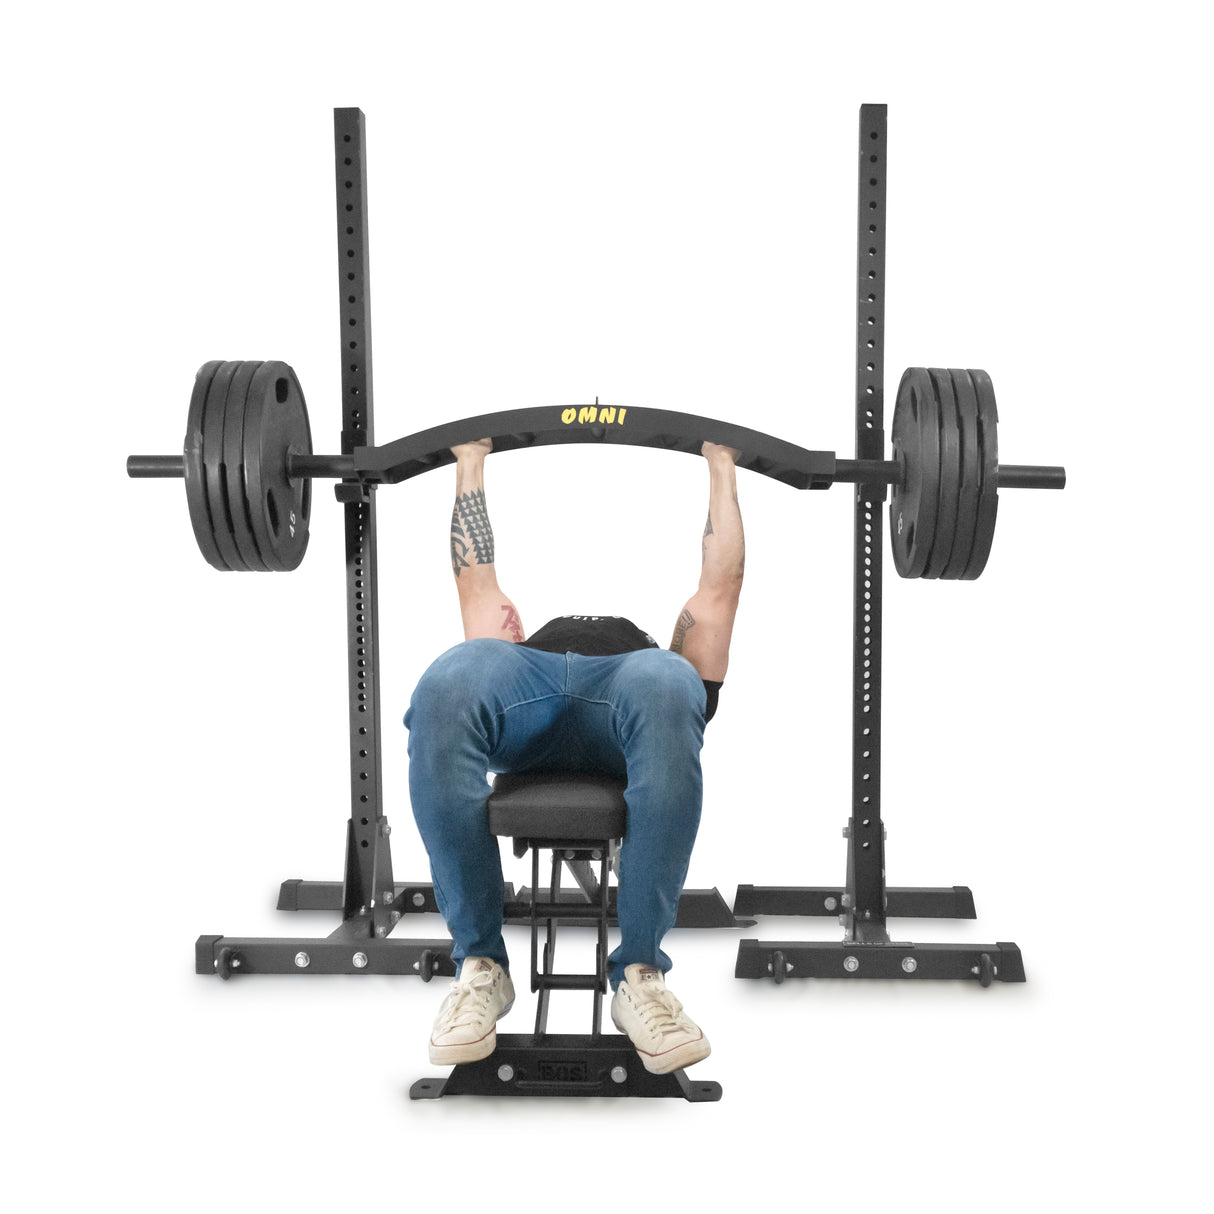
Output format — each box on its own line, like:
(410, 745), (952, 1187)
(520, 615), (722, 723)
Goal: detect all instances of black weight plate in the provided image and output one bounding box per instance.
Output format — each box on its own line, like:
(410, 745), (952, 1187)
(243, 362), (312, 571)
(222, 360), (269, 571)
(201, 361), (249, 571)
(184, 360), (229, 570)
(963, 368), (1000, 580)
(889, 368), (941, 578)
(943, 368), (981, 579)
(923, 368), (961, 579)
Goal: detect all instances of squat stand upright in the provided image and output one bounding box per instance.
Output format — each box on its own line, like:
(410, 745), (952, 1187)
(733, 105), (1026, 987)
(194, 109), (454, 982)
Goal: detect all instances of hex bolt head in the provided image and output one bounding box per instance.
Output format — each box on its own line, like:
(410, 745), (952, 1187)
(352, 952), (369, 969)
(411, 892), (426, 908)
(379, 821), (392, 838)
(294, 951), (311, 969)
(610, 1067), (627, 1084)
(843, 955), (860, 973)
(374, 925), (387, 938)
(824, 896), (838, 911)
(902, 957), (917, 974)
(390, 911), (402, 925)
(841, 893), (853, 909)
(497, 1065), (514, 1083)
(383, 890), (395, 904)
(842, 826), (851, 838)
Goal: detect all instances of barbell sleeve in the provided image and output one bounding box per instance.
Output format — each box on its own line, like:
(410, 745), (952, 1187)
(993, 464), (1067, 490)
(127, 454), (185, 478)
(833, 459), (901, 484)
(290, 453), (357, 478)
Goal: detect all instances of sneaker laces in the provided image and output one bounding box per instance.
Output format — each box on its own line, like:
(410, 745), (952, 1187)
(635, 989), (687, 1039)
(438, 971), (498, 1030)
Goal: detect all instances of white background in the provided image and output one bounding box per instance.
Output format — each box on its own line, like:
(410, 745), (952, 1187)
(4, 2), (1209, 1209)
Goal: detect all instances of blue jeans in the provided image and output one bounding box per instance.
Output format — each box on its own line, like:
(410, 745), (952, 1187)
(404, 639), (707, 987)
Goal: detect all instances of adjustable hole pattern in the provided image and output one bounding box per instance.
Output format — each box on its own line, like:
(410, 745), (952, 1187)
(336, 113), (382, 893)
(852, 109), (886, 890)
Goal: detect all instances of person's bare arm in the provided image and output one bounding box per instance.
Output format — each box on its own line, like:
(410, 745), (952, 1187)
(669, 442), (744, 681)
(449, 439), (526, 643)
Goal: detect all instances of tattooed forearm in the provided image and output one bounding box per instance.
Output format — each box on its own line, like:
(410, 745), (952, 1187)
(500, 604), (524, 642)
(450, 504), (470, 576)
(450, 489), (495, 577)
(670, 607), (696, 653)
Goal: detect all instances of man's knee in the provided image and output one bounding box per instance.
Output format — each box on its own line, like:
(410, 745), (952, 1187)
(406, 639), (515, 731)
(613, 650), (707, 722)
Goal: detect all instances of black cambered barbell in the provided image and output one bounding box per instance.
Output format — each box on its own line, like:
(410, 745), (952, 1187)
(127, 359), (1065, 577)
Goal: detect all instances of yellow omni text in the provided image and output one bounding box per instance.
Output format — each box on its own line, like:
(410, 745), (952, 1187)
(561, 406), (627, 425)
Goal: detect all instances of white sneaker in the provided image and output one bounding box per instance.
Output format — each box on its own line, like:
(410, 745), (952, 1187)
(610, 963), (711, 1074)
(428, 957), (515, 1065)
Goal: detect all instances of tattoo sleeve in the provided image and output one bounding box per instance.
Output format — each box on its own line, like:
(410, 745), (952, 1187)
(450, 488), (495, 577)
(670, 607), (696, 653)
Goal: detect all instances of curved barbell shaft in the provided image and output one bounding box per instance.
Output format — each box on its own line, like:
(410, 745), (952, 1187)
(128, 403), (1065, 491)
(356, 405), (838, 488)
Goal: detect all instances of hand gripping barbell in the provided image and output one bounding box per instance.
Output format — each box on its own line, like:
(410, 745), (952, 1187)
(127, 360), (1065, 577)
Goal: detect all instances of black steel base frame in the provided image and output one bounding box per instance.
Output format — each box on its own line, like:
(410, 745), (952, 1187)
(278, 877), (749, 929)
(736, 939), (1023, 985)
(197, 930), (455, 980)
(411, 1036), (721, 1101)
(197, 880), (746, 982)
(732, 105), (1024, 988)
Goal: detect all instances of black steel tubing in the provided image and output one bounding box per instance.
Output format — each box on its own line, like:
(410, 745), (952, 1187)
(834, 459), (900, 484)
(848, 102), (889, 935)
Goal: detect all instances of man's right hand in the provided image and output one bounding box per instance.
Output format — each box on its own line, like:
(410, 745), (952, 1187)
(451, 438), (493, 459)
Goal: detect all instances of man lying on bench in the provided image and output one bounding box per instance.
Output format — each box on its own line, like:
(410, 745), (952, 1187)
(404, 435), (745, 1074)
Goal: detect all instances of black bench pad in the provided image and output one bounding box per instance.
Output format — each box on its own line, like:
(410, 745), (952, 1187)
(487, 774), (628, 841)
